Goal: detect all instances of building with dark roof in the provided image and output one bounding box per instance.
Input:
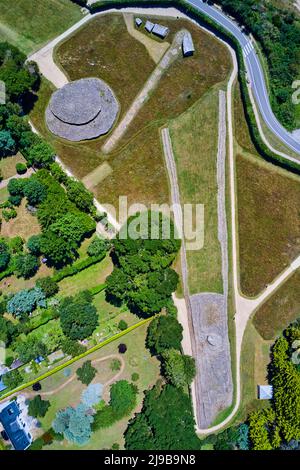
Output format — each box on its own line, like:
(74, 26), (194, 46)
(0, 401), (32, 450)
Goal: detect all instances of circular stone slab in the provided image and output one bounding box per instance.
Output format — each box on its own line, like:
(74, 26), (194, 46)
(207, 334), (222, 348)
(50, 78), (102, 125)
(46, 78), (119, 142)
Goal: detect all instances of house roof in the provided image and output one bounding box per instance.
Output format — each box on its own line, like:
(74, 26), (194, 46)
(0, 377), (7, 392)
(135, 18), (143, 27)
(182, 32), (195, 56)
(258, 385), (273, 400)
(145, 20), (155, 33)
(0, 401), (32, 450)
(152, 24), (169, 39)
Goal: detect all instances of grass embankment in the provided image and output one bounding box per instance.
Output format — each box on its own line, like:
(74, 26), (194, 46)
(253, 270), (300, 340)
(31, 323), (160, 450)
(32, 14), (231, 213)
(0, 0), (83, 55)
(169, 87), (223, 294)
(236, 153), (300, 297)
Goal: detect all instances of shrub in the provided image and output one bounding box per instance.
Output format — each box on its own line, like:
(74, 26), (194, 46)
(27, 234), (42, 256)
(87, 237), (109, 257)
(61, 338), (87, 357)
(28, 395), (50, 418)
(76, 361), (97, 385)
(15, 162), (27, 175)
(118, 320), (128, 331)
(110, 359), (121, 371)
(118, 343), (127, 354)
(131, 373), (139, 382)
(7, 287), (46, 318)
(2, 208), (17, 221)
(14, 253), (40, 279)
(36, 276), (59, 298)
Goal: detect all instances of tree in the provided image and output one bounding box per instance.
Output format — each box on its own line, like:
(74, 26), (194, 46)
(118, 320), (128, 331)
(7, 178), (25, 197)
(16, 162), (27, 175)
(124, 384), (201, 450)
(16, 337), (48, 363)
(36, 276), (59, 298)
(26, 142), (55, 168)
(52, 404), (93, 446)
(0, 240), (10, 272)
(23, 178), (47, 206)
(49, 212), (95, 246)
(110, 380), (138, 418)
(161, 349), (196, 389)
(28, 395), (50, 418)
(40, 231), (76, 268)
(14, 253), (40, 279)
(65, 179), (94, 213)
(61, 338), (87, 357)
(81, 383), (103, 407)
(7, 287), (46, 318)
(6, 114), (30, 142)
(87, 237), (109, 257)
(248, 409), (277, 450)
(2, 369), (23, 389)
(59, 291), (98, 340)
(9, 236), (24, 254)
(0, 130), (15, 157)
(146, 316), (183, 355)
(76, 361), (97, 385)
(110, 359), (121, 371)
(27, 234), (42, 256)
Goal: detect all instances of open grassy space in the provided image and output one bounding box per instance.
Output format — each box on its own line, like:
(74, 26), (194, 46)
(0, 154), (27, 180)
(253, 269), (300, 340)
(233, 82), (258, 156)
(170, 87), (223, 294)
(0, 187), (9, 204)
(33, 323), (160, 450)
(0, 199), (40, 239)
(236, 153), (300, 297)
(31, 14), (232, 213)
(0, 0), (83, 55)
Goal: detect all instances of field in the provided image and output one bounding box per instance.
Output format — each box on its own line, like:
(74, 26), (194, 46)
(31, 13), (232, 214)
(236, 153), (300, 297)
(170, 87), (223, 294)
(0, 154), (27, 180)
(0, 0), (83, 55)
(253, 270), (300, 340)
(0, 199), (41, 239)
(32, 323), (160, 450)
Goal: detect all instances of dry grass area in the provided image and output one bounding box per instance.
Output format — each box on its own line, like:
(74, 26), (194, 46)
(233, 82), (258, 155)
(1, 199), (41, 239)
(170, 87), (223, 294)
(253, 269), (300, 340)
(0, 154), (27, 180)
(0, 264), (53, 295)
(236, 153), (300, 297)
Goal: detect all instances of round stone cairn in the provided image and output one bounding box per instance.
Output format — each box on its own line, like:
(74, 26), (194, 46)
(46, 78), (119, 142)
(207, 334), (222, 348)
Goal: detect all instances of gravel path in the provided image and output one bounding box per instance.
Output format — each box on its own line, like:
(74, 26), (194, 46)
(0, 168), (34, 190)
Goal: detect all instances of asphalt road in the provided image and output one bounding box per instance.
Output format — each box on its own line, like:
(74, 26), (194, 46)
(187, 0), (300, 159)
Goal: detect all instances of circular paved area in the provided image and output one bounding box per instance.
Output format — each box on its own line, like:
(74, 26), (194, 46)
(46, 78), (119, 142)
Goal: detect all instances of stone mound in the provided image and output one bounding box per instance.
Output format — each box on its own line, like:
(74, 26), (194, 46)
(46, 78), (119, 142)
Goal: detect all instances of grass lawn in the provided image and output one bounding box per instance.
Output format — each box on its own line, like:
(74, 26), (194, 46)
(1, 199), (41, 239)
(0, 154), (27, 180)
(253, 269), (300, 340)
(31, 14), (231, 213)
(233, 82), (258, 156)
(0, 263), (53, 295)
(35, 323), (160, 450)
(169, 87), (223, 294)
(0, 0), (83, 55)
(0, 187), (9, 204)
(236, 153), (300, 297)
(58, 255), (113, 297)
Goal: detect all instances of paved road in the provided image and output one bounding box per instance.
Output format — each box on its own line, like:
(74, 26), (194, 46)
(186, 0), (300, 160)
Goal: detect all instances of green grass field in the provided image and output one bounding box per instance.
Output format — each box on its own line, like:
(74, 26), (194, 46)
(253, 269), (300, 340)
(0, 0), (83, 55)
(236, 153), (300, 297)
(170, 87), (223, 294)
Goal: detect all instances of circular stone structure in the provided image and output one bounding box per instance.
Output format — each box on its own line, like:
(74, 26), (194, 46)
(46, 78), (119, 142)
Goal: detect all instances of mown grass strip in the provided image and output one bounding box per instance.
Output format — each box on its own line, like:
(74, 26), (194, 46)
(0, 316), (154, 402)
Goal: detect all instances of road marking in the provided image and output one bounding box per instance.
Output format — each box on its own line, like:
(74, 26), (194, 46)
(243, 41), (254, 57)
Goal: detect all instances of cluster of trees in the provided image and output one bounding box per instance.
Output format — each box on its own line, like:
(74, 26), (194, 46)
(76, 361), (97, 386)
(248, 320), (300, 450)
(28, 395), (50, 418)
(59, 290), (98, 341)
(52, 403), (94, 446)
(106, 212), (181, 316)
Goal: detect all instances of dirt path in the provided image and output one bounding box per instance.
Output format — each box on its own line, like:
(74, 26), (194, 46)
(24, 354), (125, 399)
(102, 30), (186, 154)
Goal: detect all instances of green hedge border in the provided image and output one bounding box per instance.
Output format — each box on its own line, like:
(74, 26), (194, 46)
(87, 0), (300, 174)
(0, 315), (154, 402)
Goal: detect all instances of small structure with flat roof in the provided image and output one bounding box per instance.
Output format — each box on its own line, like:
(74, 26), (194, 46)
(0, 400), (32, 450)
(152, 23), (169, 39)
(145, 20), (155, 33)
(135, 18), (143, 28)
(182, 31), (195, 57)
(258, 385), (273, 400)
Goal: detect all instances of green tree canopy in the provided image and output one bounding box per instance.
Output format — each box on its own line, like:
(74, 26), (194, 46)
(28, 395), (50, 418)
(146, 316), (183, 355)
(59, 291), (98, 340)
(76, 361), (97, 386)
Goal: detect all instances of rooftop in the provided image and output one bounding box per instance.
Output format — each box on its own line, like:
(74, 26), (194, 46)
(152, 24), (169, 39)
(258, 385), (273, 400)
(182, 31), (195, 57)
(0, 401), (32, 450)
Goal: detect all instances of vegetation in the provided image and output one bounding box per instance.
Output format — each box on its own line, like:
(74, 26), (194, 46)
(76, 361), (97, 386)
(2, 369), (23, 389)
(146, 316), (183, 356)
(106, 212), (180, 317)
(28, 395), (50, 418)
(52, 403), (94, 446)
(161, 349), (196, 389)
(59, 290), (98, 341)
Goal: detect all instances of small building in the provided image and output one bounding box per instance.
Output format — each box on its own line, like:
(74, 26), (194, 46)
(135, 18), (143, 28)
(258, 385), (273, 400)
(0, 401), (32, 450)
(145, 20), (155, 33)
(182, 32), (195, 57)
(152, 23), (169, 39)
(0, 377), (7, 393)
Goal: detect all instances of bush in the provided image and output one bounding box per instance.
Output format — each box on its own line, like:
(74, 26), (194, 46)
(118, 343), (127, 354)
(2, 208), (17, 221)
(118, 320), (128, 331)
(15, 162), (27, 175)
(28, 395), (50, 418)
(61, 338), (87, 357)
(36, 276), (59, 298)
(87, 237), (109, 257)
(110, 359), (121, 371)
(131, 373), (139, 382)
(14, 253), (40, 279)
(76, 360), (97, 385)
(27, 234), (42, 256)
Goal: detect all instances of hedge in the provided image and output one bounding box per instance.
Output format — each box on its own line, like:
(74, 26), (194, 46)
(0, 316), (154, 402)
(88, 0), (300, 175)
(52, 252), (106, 283)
